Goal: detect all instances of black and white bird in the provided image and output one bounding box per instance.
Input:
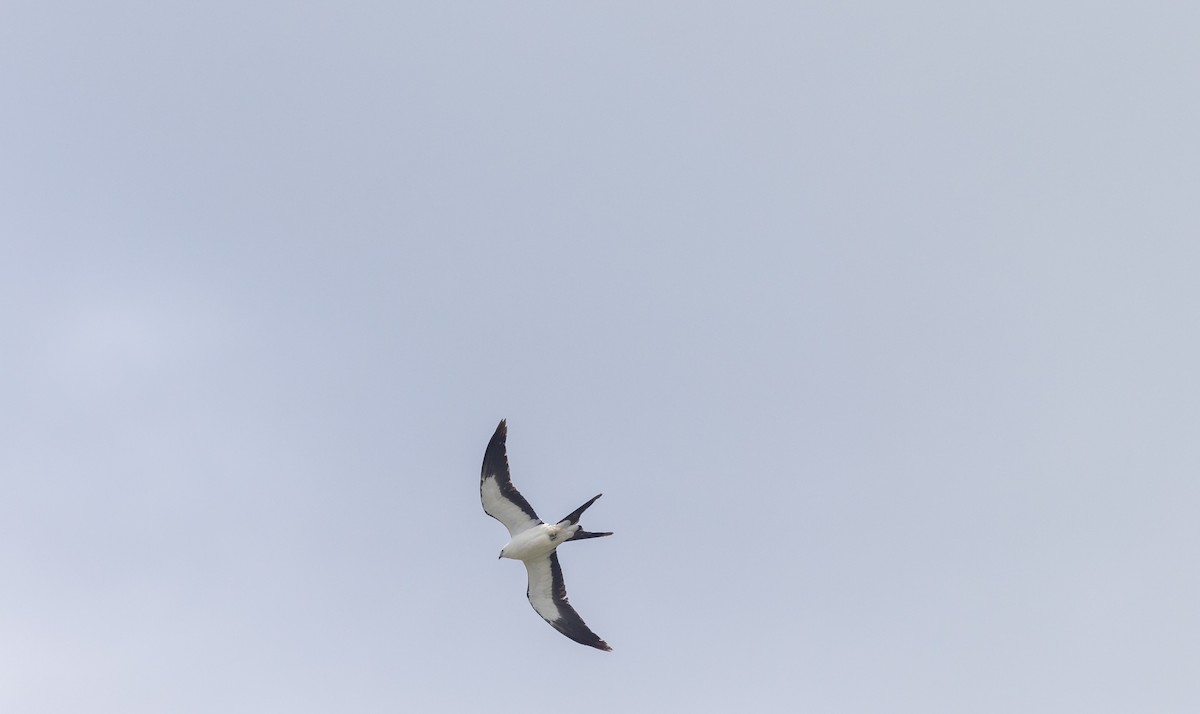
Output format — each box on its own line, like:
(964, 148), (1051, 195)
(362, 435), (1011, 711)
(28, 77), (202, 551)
(480, 419), (613, 651)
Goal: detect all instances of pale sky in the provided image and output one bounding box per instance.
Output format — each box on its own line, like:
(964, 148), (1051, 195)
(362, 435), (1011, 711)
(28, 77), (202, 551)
(3, 2), (1199, 712)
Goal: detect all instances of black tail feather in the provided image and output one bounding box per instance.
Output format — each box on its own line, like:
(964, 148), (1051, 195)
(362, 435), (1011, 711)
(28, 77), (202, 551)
(558, 493), (603, 526)
(568, 529), (613, 541)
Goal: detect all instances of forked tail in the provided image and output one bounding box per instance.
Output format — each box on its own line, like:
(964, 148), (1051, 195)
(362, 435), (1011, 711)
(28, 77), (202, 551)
(557, 493), (613, 541)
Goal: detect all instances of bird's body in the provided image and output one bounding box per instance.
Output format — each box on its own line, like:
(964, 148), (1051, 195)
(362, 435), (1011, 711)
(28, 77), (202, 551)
(500, 522), (575, 561)
(480, 419), (613, 651)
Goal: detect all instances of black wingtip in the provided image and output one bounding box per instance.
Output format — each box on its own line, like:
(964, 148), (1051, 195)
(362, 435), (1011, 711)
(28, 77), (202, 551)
(583, 632), (613, 652)
(482, 420), (509, 477)
(551, 620), (613, 652)
(485, 420), (507, 459)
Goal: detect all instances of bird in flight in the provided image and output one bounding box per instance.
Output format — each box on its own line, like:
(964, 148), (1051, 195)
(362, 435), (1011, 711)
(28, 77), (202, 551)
(480, 419), (613, 651)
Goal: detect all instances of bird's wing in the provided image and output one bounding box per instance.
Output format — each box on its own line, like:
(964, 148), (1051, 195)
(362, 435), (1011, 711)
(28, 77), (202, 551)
(524, 551), (611, 651)
(480, 419), (542, 537)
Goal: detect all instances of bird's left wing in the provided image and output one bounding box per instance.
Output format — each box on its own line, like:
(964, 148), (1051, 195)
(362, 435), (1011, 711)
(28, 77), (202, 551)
(524, 552), (611, 651)
(481, 419), (542, 537)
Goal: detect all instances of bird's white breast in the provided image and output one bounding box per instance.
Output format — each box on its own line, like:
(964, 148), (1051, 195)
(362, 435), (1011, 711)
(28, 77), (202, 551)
(501, 523), (579, 561)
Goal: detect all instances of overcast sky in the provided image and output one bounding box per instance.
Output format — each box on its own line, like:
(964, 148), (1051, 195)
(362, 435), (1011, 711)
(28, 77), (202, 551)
(3, 2), (1199, 712)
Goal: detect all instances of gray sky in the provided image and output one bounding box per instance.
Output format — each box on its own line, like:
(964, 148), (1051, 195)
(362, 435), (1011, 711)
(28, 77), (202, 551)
(3, 2), (1199, 712)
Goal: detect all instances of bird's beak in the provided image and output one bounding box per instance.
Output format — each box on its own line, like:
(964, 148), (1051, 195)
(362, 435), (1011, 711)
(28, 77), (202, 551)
(498, 552), (504, 559)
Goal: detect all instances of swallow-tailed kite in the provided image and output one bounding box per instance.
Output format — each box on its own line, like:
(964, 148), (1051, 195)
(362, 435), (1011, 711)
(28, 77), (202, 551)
(480, 419), (613, 651)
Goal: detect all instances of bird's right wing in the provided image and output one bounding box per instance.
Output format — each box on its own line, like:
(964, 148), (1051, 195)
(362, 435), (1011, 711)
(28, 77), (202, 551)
(480, 420), (542, 537)
(524, 552), (611, 651)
